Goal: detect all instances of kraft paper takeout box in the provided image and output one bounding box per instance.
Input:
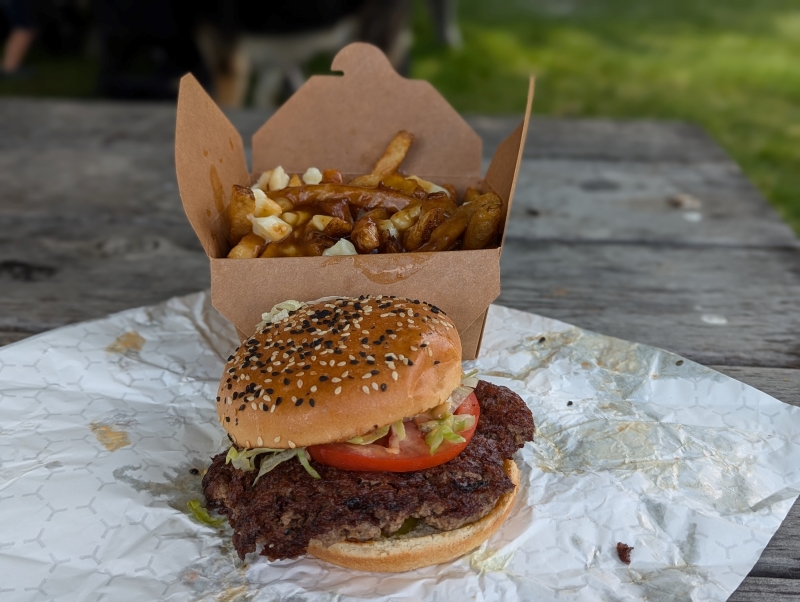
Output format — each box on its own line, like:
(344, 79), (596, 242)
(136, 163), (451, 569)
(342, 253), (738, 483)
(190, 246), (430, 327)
(175, 43), (533, 359)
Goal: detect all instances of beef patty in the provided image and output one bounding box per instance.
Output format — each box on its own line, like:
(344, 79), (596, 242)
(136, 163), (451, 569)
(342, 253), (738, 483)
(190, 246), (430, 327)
(202, 380), (534, 559)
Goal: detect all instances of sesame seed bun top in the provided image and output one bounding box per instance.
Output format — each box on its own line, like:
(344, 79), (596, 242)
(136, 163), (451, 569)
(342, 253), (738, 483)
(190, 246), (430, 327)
(216, 295), (463, 449)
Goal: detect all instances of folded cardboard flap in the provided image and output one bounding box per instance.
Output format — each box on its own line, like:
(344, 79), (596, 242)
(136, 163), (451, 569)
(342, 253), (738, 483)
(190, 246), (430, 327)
(176, 43), (534, 359)
(175, 75), (249, 259)
(251, 43), (482, 178)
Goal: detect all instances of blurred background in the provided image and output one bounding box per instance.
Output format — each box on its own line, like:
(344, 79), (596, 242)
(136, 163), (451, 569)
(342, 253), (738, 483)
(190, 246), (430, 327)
(1, 0), (797, 234)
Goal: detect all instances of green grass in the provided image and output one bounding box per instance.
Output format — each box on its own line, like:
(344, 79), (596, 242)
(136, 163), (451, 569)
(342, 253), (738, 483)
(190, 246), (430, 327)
(411, 0), (800, 235)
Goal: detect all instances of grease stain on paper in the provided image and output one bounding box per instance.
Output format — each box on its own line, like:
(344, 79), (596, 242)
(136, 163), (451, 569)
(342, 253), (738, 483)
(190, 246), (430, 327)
(90, 422), (131, 451)
(106, 331), (146, 354)
(210, 164), (226, 215)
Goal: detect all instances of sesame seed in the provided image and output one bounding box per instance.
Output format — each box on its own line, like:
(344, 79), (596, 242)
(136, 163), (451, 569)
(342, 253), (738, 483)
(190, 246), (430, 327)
(337, 361), (346, 366)
(362, 386), (370, 394)
(392, 371), (398, 381)
(335, 386), (342, 395)
(297, 380), (303, 388)
(288, 441), (296, 449)
(257, 437), (263, 446)
(274, 436), (281, 443)
(270, 404), (276, 412)
(251, 402), (257, 410)
(342, 371), (349, 378)
(332, 377), (341, 383)
(387, 361), (396, 370)
(362, 372), (372, 379)
(381, 383), (387, 391)
(310, 385), (317, 392)
(371, 382), (379, 391)
(410, 346), (417, 351)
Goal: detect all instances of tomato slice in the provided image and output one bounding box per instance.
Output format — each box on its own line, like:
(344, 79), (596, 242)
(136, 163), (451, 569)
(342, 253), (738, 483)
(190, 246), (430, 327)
(307, 392), (480, 472)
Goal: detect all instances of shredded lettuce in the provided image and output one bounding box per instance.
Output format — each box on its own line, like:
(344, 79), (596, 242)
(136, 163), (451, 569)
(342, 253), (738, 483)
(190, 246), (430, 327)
(419, 413), (476, 454)
(226, 446), (283, 472)
(347, 424), (390, 445)
(387, 420), (407, 452)
(461, 370), (479, 388)
(296, 448), (321, 479)
(449, 386), (474, 411)
(254, 449), (301, 483)
(187, 499), (225, 527)
(226, 445), (321, 482)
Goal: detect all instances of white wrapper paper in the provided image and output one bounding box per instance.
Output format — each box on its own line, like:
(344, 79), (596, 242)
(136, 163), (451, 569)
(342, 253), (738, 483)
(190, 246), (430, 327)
(1, 292), (799, 601)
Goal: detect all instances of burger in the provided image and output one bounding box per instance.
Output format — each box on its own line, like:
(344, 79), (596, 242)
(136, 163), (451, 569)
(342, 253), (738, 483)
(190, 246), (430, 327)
(202, 295), (534, 572)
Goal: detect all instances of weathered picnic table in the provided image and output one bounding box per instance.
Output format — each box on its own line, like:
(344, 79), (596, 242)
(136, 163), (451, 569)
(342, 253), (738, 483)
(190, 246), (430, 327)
(0, 98), (798, 600)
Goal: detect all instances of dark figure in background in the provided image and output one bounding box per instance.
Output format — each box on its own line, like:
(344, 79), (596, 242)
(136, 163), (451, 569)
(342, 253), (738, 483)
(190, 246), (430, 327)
(92, 0), (460, 103)
(1, 0), (39, 78)
(94, 0), (209, 99)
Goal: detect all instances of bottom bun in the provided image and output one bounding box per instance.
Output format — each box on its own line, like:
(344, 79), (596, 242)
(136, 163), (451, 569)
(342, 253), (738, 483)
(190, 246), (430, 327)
(308, 459), (521, 572)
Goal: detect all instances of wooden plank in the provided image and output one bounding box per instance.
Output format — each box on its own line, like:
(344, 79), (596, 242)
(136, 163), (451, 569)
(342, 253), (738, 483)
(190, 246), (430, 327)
(0, 98), (266, 149)
(467, 115), (732, 163)
(711, 366), (800, 407)
(730, 576), (800, 601)
(498, 239), (800, 369)
(0, 98), (732, 163)
(0, 223), (208, 336)
(507, 159), (798, 248)
(749, 501), (800, 581)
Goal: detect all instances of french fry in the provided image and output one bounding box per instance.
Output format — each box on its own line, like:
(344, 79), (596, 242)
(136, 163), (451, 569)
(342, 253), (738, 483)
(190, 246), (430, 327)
(348, 173), (382, 187)
(317, 198), (354, 223)
(463, 192), (502, 250)
(380, 231), (404, 254)
(442, 183), (458, 201)
(404, 206), (446, 251)
(463, 186), (481, 205)
(273, 196), (294, 212)
(228, 185), (255, 246)
(279, 184), (415, 213)
(379, 173), (427, 198)
(378, 219), (404, 253)
(304, 230), (337, 256)
(288, 173), (303, 187)
(322, 217), (353, 238)
(321, 169), (344, 184)
(372, 131), (414, 175)
(423, 197), (458, 217)
(415, 213), (469, 252)
(227, 233), (266, 258)
(351, 208), (389, 254)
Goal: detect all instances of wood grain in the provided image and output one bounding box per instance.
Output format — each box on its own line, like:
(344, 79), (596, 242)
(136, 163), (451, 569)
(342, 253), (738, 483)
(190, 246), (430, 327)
(499, 239), (800, 369)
